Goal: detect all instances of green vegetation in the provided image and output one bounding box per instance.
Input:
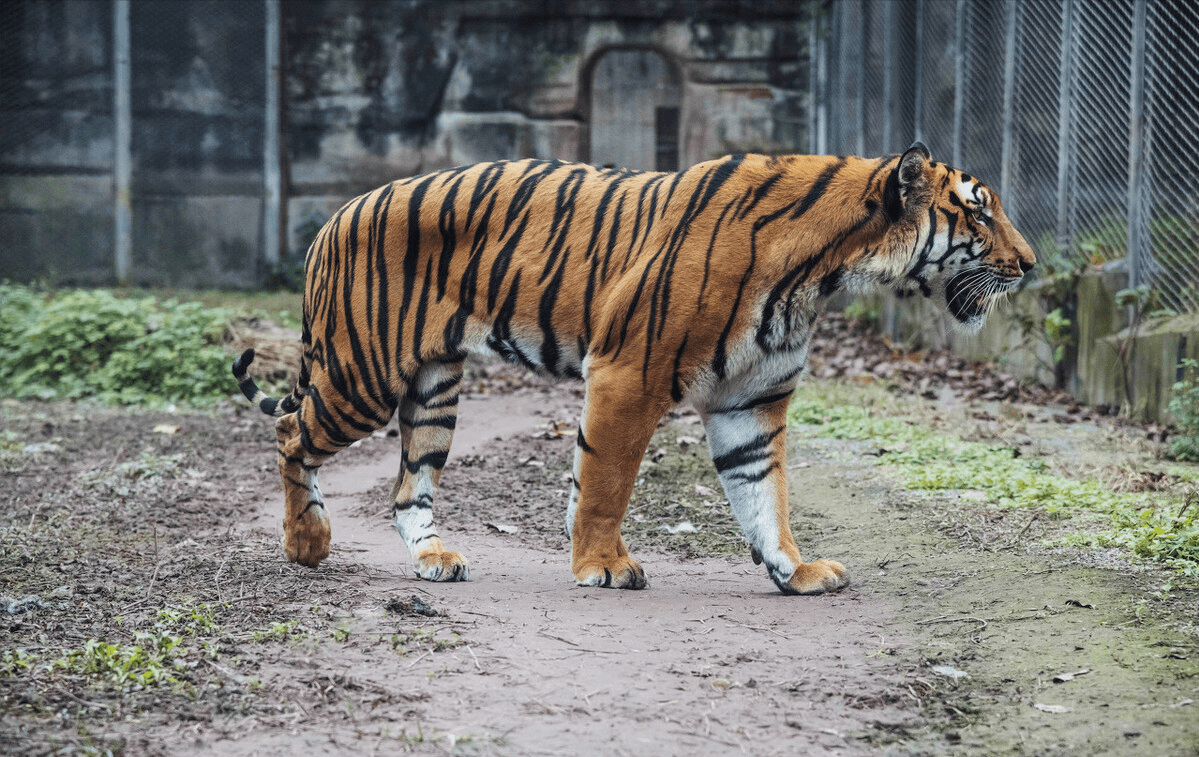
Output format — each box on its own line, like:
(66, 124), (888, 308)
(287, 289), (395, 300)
(0, 283), (302, 406)
(0, 284), (234, 405)
(390, 628), (463, 656)
(787, 386), (1199, 576)
(1168, 358), (1199, 462)
(3, 601), (228, 693)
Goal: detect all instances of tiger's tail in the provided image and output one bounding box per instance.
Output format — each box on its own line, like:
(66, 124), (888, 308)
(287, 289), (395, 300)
(231, 348), (304, 418)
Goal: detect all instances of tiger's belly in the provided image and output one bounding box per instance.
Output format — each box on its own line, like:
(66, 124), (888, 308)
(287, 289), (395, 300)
(461, 319), (585, 381)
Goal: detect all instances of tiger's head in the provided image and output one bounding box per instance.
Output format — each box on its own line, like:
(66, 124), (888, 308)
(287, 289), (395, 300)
(883, 142), (1036, 332)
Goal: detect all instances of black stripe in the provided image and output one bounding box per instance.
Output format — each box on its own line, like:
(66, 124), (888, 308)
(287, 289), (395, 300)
(487, 212), (529, 313)
(538, 252), (569, 375)
(670, 334), (689, 402)
(697, 199), (739, 311)
(712, 390), (793, 415)
(409, 373), (462, 405)
(711, 428), (784, 474)
(576, 428), (594, 454)
(435, 174), (464, 300)
(459, 193), (497, 313)
(411, 256), (435, 363)
(789, 159), (845, 220)
(726, 461), (780, 484)
(398, 415), (458, 430)
(405, 450), (450, 474)
(736, 172), (782, 221)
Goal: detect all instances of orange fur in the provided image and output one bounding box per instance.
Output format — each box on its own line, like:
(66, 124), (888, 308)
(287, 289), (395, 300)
(234, 145), (1034, 593)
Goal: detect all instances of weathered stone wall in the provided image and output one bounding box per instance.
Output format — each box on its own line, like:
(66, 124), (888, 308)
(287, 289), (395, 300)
(1, 0), (813, 286)
(860, 261), (1198, 423)
(0, 0), (115, 284)
(283, 0), (813, 255)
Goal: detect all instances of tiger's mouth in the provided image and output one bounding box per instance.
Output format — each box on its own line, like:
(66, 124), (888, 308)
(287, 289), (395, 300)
(943, 267), (1019, 325)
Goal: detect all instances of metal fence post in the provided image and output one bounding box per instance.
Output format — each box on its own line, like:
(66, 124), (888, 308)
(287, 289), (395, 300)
(882, 0), (894, 151)
(951, 0), (966, 166)
(815, 6), (827, 154)
(263, 0), (281, 268)
(999, 0), (1019, 222)
(113, 0), (131, 283)
(913, 0), (924, 146)
(1055, 0), (1076, 255)
(1127, 0), (1148, 291)
(854, 0), (865, 156)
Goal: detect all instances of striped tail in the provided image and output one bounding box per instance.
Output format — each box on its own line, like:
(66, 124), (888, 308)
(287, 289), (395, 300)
(231, 349), (300, 417)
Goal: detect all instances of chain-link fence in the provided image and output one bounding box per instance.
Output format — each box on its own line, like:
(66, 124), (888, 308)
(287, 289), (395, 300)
(0, 0), (273, 288)
(817, 0), (1199, 315)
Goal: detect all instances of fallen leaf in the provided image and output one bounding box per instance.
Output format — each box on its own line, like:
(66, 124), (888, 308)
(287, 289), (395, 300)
(1053, 669), (1091, 683)
(677, 435), (701, 449)
(931, 665), (969, 679)
(694, 484), (717, 497)
(485, 523), (520, 535)
(152, 424), (180, 435)
(661, 521), (697, 534)
(1065, 599), (1096, 609)
(1033, 703), (1072, 714)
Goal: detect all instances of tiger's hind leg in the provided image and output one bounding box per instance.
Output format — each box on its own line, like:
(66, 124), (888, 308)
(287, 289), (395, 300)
(700, 387), (849, 595)
(276, 387), (394, 568)
(391, 360), (469, 582)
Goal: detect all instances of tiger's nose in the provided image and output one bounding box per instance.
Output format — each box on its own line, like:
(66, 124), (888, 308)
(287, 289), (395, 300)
(1019, 258), (1034, 274)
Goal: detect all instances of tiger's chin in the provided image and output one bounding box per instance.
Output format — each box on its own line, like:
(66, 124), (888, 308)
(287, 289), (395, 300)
(941, 268), (1020, 334)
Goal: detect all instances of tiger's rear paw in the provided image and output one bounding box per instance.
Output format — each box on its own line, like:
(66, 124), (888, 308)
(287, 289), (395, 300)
(283, 508), (331, 568)
(414, 550), (470, 582)
(574, 556), (648, 590)
(783, 558), (849, 595)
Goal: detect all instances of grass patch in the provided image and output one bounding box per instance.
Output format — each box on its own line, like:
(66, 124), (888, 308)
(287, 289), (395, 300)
(787, 383), (1199, 576)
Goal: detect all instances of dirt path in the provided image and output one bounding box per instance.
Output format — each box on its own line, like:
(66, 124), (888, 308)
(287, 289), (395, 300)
(2, 376), (1197, 756)
(218, 381), (1197, 756)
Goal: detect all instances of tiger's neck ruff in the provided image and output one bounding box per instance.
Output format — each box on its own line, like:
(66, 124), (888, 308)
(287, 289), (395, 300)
(234, 143), (1035, 595)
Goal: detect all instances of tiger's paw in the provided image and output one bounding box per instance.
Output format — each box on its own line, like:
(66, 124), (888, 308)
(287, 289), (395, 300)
(574, 556), (648, 590)
(282, 508), (331, 568)
(414, 549), (470, 582)
(780, 558), (849, 595)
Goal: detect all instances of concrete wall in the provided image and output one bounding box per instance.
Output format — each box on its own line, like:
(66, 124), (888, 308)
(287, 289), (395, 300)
(1, 0), (814, 287)
(283, 0), (814, 259)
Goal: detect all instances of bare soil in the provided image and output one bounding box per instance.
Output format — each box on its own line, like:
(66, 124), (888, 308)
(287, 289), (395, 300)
(2, 356), (1197, 756)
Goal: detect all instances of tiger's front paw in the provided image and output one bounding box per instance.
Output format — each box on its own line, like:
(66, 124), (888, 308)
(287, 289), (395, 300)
(414, 549), (470, 582)
(283, 508), (331, 568)
(574, 556), (648, 589)
(783, 558), (849, 595)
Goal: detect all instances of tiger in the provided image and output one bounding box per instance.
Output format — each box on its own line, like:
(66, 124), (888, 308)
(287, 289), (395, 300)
(233, 142), (1035, 595)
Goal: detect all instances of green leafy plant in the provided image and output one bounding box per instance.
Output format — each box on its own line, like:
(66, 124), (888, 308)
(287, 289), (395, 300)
(1111, 284), (1173, 414)
(1168, 358), (1199, 462)
(52, 632), (191, 690)
(0, 285), (236, 405)
(1042, 307), (1073, 367)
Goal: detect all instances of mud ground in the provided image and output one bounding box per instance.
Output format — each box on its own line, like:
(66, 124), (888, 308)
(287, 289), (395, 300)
(1, 359), (1197, 756)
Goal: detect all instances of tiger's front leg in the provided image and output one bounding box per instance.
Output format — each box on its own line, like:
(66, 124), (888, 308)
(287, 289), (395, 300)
(567, 368), (669, 589)
(700, 388), (849, 595)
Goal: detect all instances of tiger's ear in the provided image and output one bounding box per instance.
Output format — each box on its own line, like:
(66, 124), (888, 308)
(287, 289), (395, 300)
(884, 142), (931, 222)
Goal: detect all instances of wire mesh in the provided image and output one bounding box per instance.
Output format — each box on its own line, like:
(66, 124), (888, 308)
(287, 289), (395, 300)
(1144, 0), (1199, 313)
(822, 0), (1199, 314)
(129, 0), (265, 288)
(0, 0), (116, 283)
